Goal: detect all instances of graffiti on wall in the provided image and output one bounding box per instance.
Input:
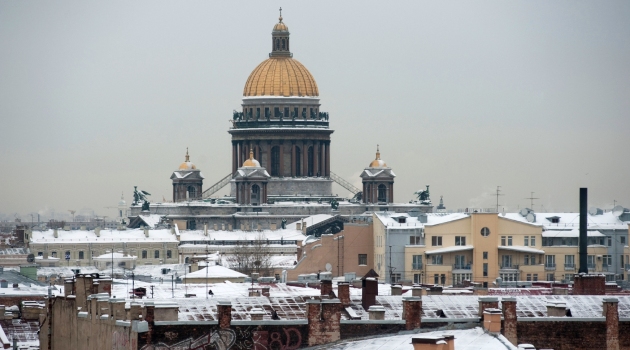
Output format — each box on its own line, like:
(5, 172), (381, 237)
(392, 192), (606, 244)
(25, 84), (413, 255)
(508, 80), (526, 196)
(140, 329), (235, 350)
(253, 328), (302, 350)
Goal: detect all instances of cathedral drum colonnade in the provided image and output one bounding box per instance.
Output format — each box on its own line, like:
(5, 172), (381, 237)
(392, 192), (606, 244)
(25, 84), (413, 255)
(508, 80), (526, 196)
(228, 13), (333, 200)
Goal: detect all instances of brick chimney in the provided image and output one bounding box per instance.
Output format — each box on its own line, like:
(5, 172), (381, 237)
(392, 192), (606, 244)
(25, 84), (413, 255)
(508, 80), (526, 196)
(320, 280), (333, 296)
(502, 297), (517, 346)
(307, 299), (341, 346)
(337, 282), (350, 306)
(362, 278), (378, 311)
(573, 273), (605, 295)
(482, 308), (502, 333)
(403, 297), (422, 330)
(478, 297), (499, 321)
(604, 298), (619, 350)
(217, 300), (232, 329)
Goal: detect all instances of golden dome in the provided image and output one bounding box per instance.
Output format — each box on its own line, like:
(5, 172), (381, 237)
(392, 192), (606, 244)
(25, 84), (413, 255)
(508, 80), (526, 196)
(243, 150), (261, 167)
(178, 148), (197, 170)
(369, 145), (387, 168)
(273, 17), (288, 32)
(243, 57), (318, 97)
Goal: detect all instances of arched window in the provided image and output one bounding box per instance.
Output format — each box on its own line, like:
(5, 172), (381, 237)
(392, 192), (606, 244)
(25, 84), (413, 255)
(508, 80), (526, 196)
(275, 39), (280, 50)
(271, 146), (280, 176)
(281, 38), (286, 49)
(295, 146), (301, 176)
(185, 257), (189, 264)
(378, 184), (387, 203)
(251, 184), (260, 205)
(307, 146), (314, 176)
(187, 186), (196, 200)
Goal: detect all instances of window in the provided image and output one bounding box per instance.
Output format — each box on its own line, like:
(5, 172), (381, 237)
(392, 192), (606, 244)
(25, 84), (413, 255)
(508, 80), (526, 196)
(390, 273), (401, 284)
(524, 236), (529, 246)
(501, 255), (512, 268)
(603, 255), (612, 267)
(38, 252), (43, 257)
(545, 255), (556, 269)
(441, 274), (446, 285)
(431, 236), (442, 246)
(530, 236), (536, 246)
(480, 227), (490, 237)
(621, 236), (627, 245)
(412, 255), (422, 270)
(483, 252), (488, 260)
(409, 236), (422, 245)
(524, 255), (530, 265)
(531, 255), (536, 265)
(358, 254), (367, 265)
(154, 250), (160, 259)
(455, 236), (466, 246)
(547, 273), (555, 282)
(51, 252), (57, 258)
(533, 274), (539, 281)
(501, 236), (512, 246)
(564, 255), (575, 269)
(167, 250), (172, 259)
(608, 236), (612, 247)
(508, 236), (513, 246)
(454, 255), (466, 269)
(526, 274), (532, 281)
(587, 255), (595, 269)
(434, 274), (439, 284)
(413, 273), (423, 284)
(271, 146), (280, 176)
(431, 255), (443, 265)
(622, 255), (625, 269)
(483, 263), (488, 277)
(377, 184), (387, 203)
(501, 236), (506, 246)
(65, 251), (71, 260)
(142, 250), (147, 259)
(78, 251), (84, 260)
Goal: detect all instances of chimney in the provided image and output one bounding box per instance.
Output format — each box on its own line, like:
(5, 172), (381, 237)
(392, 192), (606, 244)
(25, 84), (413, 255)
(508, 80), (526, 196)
(603, 298), (619, 350)
(249, 308), (264, 321)
(362, 277), (378, 310)
(502, 297), (517, 346)
(144, 227), (149, 237)
(204, 224), (208, 236)
(320, 280), (333, 296)
(578, 188), (588, 273)
(403, 297), (422, 330)
(95, 227), (101, 237)
(478, 297), (499, 320)
(482, 308), (502, 333)
(546, 301), (567, 317)
(368, 305), (385, 320)
(302, 221), (307, 234)
(217, 300), (232, 329)
(53, 229), (58, 238)
(296, 222), (302, 230)
(391, 285), (402, 296)
(337, 282), (350, 306)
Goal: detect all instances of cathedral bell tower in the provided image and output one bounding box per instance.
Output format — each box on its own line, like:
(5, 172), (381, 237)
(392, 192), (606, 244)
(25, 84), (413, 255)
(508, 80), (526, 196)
(360, 146), (395, 204)
(170, 148), (204, 202)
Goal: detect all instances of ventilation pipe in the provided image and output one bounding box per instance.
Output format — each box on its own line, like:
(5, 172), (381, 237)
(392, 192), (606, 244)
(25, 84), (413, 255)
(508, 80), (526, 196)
(578, 188), (588, 274)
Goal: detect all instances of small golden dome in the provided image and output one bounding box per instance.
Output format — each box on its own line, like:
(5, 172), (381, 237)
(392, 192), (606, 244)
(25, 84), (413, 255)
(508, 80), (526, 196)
(369, 145), (387, 168)
(243, 150), (261, 167)
(178, 148), (197, 170)
(273, 7), (288, 32)
(243, 57), (318, 97)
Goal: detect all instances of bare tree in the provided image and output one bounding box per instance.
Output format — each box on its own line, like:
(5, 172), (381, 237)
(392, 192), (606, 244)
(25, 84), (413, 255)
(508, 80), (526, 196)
(226, 233), (273, 277)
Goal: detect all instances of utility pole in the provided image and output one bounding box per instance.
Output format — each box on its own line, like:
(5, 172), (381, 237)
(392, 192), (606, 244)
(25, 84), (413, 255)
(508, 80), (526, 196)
(495, 186), (504, 213)
(525, 192), (539, 211)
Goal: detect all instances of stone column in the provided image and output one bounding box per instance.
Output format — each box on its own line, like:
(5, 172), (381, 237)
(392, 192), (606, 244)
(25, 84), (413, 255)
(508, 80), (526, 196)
(604, 297), (619, 350)
(232, 142), (237, 174)
(217, 301), (232, 329)
(313, 142), (319, 176)
(390, 182), (394, 203)
(279, 141), (285, 176)
(291, 142), (296, 176)
(501, 297), (517, 346)
(302, 142), (308, 177)
(402, 297), (422, 330)
(326, 141), (331, 176)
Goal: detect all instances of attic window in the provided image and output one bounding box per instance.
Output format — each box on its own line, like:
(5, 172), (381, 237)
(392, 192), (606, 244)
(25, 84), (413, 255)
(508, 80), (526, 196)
(397, 217), (406, 224)
(547, 216), (560, 224)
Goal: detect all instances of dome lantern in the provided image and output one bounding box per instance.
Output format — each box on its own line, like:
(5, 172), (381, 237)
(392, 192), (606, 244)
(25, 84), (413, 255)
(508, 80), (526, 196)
(369, 145), (387, 168)
(271, 7), (291, 57)
(242, 150), (261, 167)
(178, 147), (197, 170)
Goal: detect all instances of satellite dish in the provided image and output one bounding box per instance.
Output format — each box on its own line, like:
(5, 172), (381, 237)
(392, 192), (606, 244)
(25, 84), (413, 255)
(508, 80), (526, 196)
(526, 213), (536, 223)
(26, 254), (35, 263)
(589, 207), (598, 216)
(613, 205), (624, 217)
(325, 263), (332, 272)
(520, 208), (530, 217)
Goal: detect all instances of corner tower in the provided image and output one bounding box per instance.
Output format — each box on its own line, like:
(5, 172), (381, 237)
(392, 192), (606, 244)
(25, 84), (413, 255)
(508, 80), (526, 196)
(229, 10), (334, 202)
(171, 149), (204, 202)
(361, 146), (395, 204)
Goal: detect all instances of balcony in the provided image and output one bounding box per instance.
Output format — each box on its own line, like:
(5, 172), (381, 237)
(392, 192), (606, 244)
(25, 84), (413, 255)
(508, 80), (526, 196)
(544, 263), (556, 271)
(412, 263), (423, 270)
(602, 264), (611, 272)
(500, 264), (519, 271)
(453, 264), (471, 270)
(564, 263), (575, 270)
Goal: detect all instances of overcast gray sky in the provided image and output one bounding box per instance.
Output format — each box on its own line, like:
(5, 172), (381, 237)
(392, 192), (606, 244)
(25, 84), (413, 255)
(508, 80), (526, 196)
(1, 1), (629, 221)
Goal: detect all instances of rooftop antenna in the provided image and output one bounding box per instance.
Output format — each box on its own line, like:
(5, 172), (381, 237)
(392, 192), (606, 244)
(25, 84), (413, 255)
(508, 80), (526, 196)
(495, 186), (504, 213)
(525, 192), (539, 211)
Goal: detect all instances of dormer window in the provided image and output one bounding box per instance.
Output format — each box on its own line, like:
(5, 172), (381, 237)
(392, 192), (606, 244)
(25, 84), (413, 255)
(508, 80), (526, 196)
(547, 216), (561, 224)
(398, 217), (406, 224)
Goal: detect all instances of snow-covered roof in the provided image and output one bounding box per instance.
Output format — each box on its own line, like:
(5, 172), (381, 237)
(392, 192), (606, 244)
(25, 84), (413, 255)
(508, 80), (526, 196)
(36, 266), (100, 278)
(425, 245), (473, 255)
(138, 214), (162, 228)
(179, 228), (306, 242)
(498, 246), (545, 254)
(29, 228), (178, 244)
(285, 214), (333, 230)
(374, 212), (470, 229)
(182, 265), (247, 279)
(326, 327), (517, 350)
(502, 211), (628, 230)
(542, 229), (605, 238)
(93, 252), (137, 260)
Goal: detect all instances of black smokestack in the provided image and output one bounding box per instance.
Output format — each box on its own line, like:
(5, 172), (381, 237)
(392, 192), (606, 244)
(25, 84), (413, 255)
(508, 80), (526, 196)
(578, 188), (588, 274)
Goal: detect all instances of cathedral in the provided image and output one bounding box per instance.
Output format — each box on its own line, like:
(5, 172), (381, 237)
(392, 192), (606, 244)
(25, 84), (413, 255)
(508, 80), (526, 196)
(129, 13), (430, 230)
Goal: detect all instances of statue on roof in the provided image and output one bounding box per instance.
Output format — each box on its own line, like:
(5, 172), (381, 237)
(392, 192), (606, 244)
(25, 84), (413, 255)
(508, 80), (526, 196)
(281, 218), (287, 229)
(330, 199), (339, 210)
(414, 185), (431, 204)
(133, 186), (151, 210)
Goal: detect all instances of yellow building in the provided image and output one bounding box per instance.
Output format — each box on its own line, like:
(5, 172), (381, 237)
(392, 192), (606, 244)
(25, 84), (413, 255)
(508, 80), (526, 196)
(374, 211), (628, 287)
